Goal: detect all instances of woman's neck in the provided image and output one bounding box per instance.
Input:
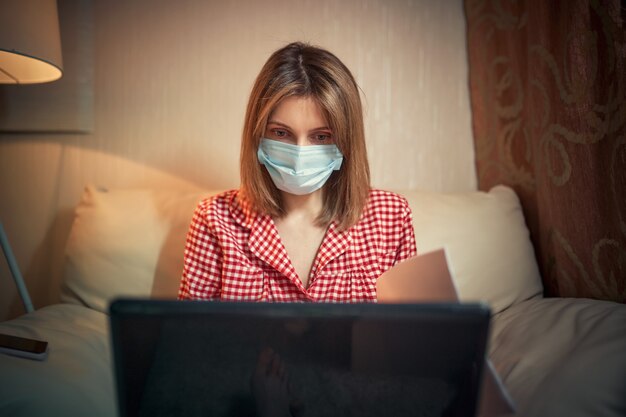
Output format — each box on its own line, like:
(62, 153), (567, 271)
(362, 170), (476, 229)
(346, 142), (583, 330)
(280, 189), (324, 222)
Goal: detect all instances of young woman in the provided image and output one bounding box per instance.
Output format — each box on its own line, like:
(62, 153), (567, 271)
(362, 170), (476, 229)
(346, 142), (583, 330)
(178, 42), (416, 302)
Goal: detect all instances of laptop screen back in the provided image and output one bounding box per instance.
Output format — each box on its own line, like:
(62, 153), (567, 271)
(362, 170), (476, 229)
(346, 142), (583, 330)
(110, 300), (490, 417)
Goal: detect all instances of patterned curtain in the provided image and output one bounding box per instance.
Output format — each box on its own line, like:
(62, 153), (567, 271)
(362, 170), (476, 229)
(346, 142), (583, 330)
(464, 0), (625, 302)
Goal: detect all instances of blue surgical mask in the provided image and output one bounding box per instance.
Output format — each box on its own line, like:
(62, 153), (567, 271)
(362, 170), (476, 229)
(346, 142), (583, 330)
(257, 138), (343, 195)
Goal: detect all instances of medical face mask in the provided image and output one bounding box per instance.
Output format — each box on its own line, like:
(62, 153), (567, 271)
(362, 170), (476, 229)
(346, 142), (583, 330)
(257, 138), (344, 195)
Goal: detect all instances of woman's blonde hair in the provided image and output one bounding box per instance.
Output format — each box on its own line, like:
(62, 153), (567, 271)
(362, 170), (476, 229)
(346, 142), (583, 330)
(240, 42), (370, 230)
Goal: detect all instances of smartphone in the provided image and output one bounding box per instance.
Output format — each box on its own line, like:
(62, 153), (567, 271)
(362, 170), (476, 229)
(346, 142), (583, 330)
(0, 332), (48, 361)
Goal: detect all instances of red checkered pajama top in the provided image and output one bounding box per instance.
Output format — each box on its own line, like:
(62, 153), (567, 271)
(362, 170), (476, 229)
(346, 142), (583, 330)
(178, 189), (417, 302)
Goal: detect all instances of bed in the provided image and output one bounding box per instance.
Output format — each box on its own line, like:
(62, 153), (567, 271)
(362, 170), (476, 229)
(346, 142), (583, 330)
(1, 185), (624, 416)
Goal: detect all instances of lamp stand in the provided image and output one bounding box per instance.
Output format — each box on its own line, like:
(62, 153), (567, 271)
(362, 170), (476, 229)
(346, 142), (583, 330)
(0, 222), (34, 314)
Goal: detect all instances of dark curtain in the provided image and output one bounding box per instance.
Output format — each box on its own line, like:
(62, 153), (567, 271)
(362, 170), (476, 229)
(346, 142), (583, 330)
(464, 0), (626, 302)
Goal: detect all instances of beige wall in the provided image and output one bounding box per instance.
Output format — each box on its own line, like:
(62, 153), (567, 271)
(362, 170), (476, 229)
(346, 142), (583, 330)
(0, 0), (476, 320)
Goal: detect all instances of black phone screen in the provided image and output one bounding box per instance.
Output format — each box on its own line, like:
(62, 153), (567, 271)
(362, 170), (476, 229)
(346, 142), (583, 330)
(0, 333), (48, 354)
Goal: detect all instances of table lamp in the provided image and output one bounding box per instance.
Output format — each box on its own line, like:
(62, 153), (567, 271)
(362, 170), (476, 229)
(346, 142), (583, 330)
(0, 0), (64, 313)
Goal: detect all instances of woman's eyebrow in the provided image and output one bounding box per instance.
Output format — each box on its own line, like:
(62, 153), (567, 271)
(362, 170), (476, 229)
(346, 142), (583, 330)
(267, 120), (331, 132)
(267, 120), (292, 129)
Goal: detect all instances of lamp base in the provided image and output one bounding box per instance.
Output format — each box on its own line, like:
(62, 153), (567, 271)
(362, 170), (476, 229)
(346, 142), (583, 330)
(0, 222), (34, 314)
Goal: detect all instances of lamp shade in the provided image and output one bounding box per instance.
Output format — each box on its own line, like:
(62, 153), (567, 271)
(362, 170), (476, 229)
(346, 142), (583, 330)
(0, 0), (63, 84)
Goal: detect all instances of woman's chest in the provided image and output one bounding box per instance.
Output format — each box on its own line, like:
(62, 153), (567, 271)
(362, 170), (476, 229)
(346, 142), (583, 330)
(219, 230), (397, 302)
(275, 222), (327, 288)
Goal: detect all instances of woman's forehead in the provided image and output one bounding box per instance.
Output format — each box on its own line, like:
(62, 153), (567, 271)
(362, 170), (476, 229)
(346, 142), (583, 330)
(268, 96), (330, 130)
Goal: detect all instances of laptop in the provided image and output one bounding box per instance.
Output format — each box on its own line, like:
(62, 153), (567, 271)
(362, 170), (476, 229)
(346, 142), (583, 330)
(110, 299), (491, 417)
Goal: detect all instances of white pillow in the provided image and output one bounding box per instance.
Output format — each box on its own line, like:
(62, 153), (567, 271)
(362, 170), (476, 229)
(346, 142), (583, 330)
(62, 184), (541, 315)
(61, 186), (215, 313)
(402, 185), (543, 314)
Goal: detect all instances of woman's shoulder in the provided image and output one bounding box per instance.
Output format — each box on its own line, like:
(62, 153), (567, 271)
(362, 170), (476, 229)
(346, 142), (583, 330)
(194, 189), (256, 229)
(351, 189), (413, 239)
(366, 189), (412, 212)
(354, 189), (412, 228)
(195, 190), (238, 213)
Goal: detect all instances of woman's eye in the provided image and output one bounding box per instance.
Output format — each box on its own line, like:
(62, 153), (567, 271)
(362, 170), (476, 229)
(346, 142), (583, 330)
(313, 134), (332, 142)
(273, 129), (288, 138)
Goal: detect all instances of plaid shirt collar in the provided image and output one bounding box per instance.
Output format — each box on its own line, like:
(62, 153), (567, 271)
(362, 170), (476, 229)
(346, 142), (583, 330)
(229, 191), (353, 285)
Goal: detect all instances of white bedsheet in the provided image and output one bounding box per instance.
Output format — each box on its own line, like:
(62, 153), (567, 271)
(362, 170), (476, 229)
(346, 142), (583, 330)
(1, 298), (625, 417)
(489, 297), (626, 417)
(0, 303), (115, 417)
